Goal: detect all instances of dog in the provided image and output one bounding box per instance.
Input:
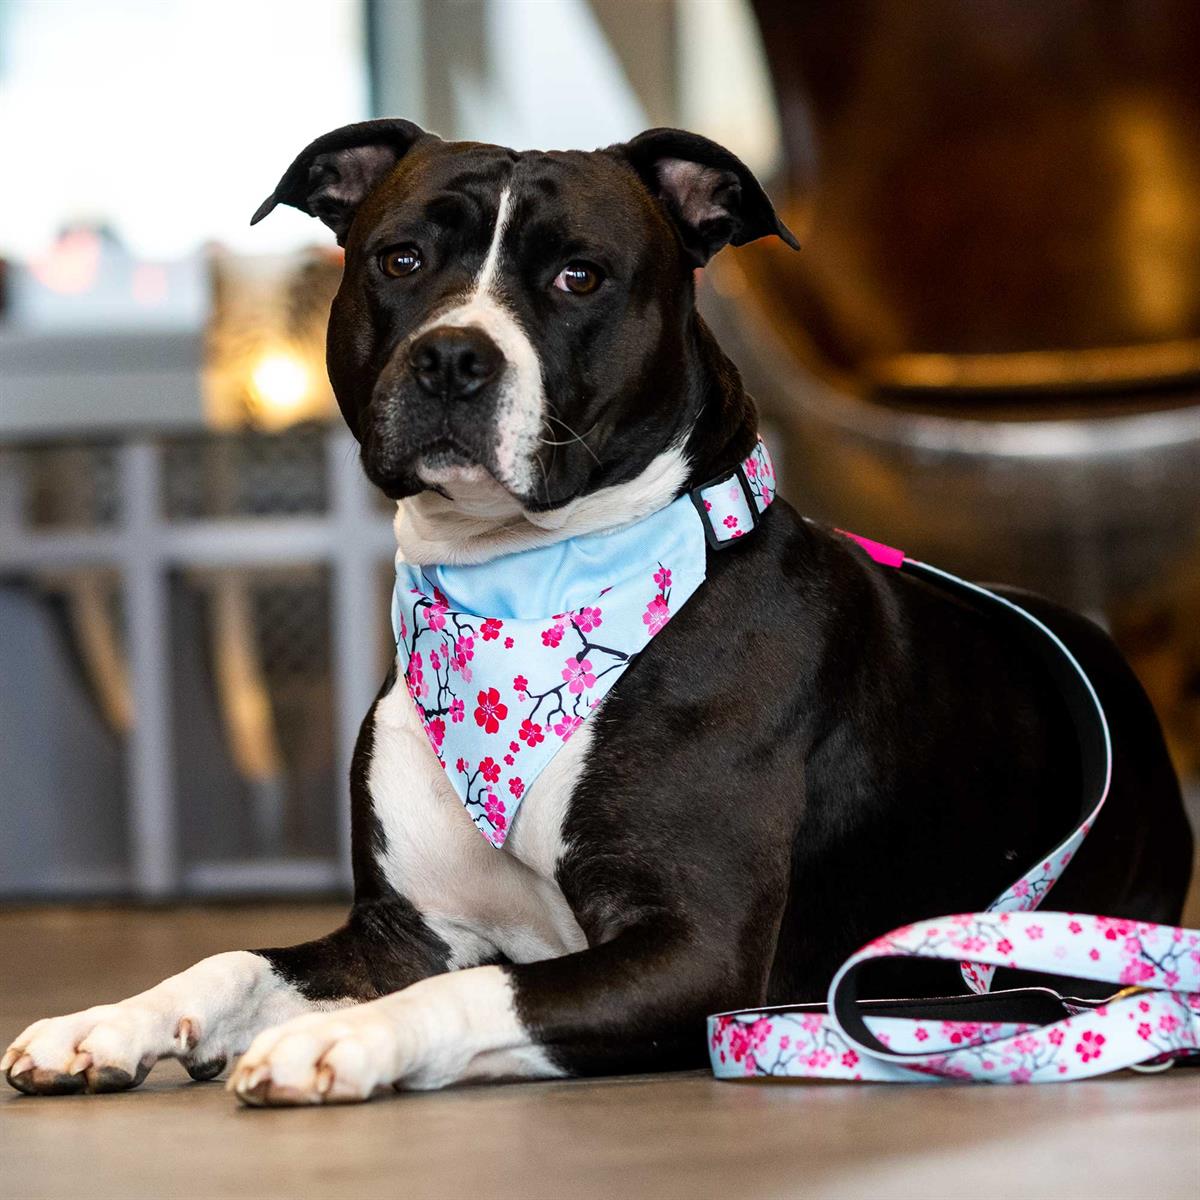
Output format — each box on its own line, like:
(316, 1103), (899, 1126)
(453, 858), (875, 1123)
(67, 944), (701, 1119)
(4, 119), (1191, 1105)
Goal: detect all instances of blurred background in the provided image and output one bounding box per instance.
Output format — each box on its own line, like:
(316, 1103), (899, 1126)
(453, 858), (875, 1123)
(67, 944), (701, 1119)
(1, 0), (1196, 902)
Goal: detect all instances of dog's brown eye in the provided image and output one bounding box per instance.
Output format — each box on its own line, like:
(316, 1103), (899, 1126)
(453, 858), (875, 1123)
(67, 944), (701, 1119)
(553, 262), (603, 295)
(379, 245), (422, 278)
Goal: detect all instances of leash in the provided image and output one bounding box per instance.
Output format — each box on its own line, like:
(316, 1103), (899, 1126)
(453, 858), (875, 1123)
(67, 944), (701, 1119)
(709, 537), (1200, 1083)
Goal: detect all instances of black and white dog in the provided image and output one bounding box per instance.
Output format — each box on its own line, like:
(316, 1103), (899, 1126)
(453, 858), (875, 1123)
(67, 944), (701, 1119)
(5, 120), (1191, 1105)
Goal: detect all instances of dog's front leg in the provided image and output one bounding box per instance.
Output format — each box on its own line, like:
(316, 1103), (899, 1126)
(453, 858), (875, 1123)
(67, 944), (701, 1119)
(228, 919), (767, 1105)
(2, 902), (446, 1096)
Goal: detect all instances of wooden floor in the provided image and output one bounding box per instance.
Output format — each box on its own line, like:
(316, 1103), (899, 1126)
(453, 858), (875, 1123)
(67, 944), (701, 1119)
(1, 904), (1197, 1200)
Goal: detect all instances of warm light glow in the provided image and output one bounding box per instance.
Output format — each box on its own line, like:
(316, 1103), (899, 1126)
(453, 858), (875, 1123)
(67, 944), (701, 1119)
(249, 352), (311, 418)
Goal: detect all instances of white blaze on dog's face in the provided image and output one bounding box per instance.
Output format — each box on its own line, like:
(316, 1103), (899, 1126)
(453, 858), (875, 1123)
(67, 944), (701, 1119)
(251, 121), (798, 538)
(409, 184), (545, 500)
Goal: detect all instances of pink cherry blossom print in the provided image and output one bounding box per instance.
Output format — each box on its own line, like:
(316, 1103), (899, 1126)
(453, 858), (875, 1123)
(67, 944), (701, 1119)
(653, 566), (672, 590)
(450, 698), (465, 724)
(723, 514), (738, 530)
(509, 777), (524, 799)
(554, 715), (583, 741)
(1075, 1031), (1105, 1062)
(562, 656), (597, 694)
(504, 636), (514, 648)
(573, 606), (603, 633)
(424, 603), (447, 632)
(643, 595), (670, 635)
(1119, 960), (1156, 985)
(407, 652), (427, 699)
(455, 757), (467, 773)
(480, 618), (503, 641)
(427, 718), (445, 749)
(474, 687), (507, 733)
(513, 674), (529, 694)
(519, 719), (545, 746)
(541, 624), (564, 648)
(483, 793), (507, 833)
(480, 757), (501, 783)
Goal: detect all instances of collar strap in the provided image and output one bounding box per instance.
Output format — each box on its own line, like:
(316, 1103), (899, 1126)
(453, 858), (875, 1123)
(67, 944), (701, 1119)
(688, 438), (776, 550)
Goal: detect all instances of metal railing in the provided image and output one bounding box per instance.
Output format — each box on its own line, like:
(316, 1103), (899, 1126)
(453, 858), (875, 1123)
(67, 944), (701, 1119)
(0, 428), (395, 897)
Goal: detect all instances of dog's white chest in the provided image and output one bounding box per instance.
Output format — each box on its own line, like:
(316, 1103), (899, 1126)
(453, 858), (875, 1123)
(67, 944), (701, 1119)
(367, 666), (588, 967)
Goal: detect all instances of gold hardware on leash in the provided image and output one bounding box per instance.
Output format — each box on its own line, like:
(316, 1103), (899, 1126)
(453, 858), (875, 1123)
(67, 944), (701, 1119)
(1109, 986), (1149, 1002)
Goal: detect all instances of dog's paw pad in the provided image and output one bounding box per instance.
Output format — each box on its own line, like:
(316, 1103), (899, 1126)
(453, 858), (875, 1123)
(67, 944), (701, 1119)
(85, 1059), (151, 1093)
(9, 1066), (88, 1096)
(185, 1055), (227, 1082)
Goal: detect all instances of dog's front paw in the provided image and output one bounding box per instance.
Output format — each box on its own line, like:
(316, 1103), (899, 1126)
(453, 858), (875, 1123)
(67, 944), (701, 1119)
(2, 1004), (196, 1096)
(228, 1004), (402, 1107)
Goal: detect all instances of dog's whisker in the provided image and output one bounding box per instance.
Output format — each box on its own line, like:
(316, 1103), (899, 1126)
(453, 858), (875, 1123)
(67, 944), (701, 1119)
(540, 415), (602, 465)
(533, 448), (551, 505)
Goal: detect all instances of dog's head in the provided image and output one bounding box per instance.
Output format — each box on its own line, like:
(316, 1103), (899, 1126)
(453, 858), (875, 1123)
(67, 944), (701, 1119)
(253, 119), (797, 517)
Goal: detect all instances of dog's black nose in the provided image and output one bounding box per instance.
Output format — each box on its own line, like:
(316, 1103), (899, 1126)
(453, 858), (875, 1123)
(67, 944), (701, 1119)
(408, 326), (503, 399)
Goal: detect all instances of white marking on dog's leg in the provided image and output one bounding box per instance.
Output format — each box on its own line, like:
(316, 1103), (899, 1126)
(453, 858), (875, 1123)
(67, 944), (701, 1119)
(3, 951), (328, 1094)
(367, 666), (587, 968)
(230, 965), (560, 1106)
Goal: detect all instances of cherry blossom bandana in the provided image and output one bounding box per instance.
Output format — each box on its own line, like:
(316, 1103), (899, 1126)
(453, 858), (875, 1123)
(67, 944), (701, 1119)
(709, 536), (1200, 1083)
(392, 440), (776, 846)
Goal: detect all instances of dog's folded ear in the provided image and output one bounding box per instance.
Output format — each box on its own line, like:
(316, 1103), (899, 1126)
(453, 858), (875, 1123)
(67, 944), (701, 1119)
(251, 118), (432, 245)
(614, 128), (799, 266)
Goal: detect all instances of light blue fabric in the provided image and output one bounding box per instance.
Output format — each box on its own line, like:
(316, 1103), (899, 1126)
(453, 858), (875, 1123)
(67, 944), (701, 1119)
(407, 495), (706, 622)
(391, 496), (709, 845)
(390, 439), (776, 847)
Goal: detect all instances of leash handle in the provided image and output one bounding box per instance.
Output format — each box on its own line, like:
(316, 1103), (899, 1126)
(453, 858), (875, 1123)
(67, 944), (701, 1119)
(710, 533), (1196, 1083)
(710, 913), (1200, 1083)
